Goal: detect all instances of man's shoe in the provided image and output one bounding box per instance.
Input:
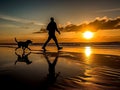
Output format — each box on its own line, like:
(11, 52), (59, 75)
(58, 47), (63, 50)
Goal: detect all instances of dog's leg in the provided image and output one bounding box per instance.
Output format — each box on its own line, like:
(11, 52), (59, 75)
(27, 47), (31, 51)
(22, 47), (26, 53)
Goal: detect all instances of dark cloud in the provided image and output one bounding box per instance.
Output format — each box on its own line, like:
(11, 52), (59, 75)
(33, 17), (120, 34)
(87, 17), (120, 30)
(61, 17), (120, 32)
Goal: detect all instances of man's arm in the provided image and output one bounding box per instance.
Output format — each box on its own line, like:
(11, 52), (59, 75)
(55, 23), (60, 34)
(56, 28), (60, 34)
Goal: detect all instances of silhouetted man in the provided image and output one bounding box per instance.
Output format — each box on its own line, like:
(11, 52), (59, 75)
(42, 17), (62, 51)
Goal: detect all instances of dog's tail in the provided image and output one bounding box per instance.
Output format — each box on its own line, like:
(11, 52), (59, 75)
(15, 37), (18, 43)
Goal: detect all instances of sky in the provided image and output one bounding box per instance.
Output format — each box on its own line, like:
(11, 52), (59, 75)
(0, 0), (120, 43)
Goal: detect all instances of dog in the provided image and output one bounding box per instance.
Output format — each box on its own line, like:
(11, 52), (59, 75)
(15, 38), (32, 51)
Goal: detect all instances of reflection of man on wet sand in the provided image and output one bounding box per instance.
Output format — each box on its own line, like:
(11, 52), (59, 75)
(15, 52), (32, 65)
(43, 52), (60, 84)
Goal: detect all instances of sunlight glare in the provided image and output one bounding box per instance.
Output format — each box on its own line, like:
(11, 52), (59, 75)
(83, 31), (93, 39)
(85, 46), (92, 57)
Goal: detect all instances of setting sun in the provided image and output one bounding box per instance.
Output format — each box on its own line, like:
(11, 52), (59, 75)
(83, 31), (94, 39)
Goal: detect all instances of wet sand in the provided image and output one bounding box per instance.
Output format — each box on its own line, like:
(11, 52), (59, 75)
(0, 45), (120, 90)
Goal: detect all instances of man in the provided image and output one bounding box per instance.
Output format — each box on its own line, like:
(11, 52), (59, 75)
(42, 17), (62, 51)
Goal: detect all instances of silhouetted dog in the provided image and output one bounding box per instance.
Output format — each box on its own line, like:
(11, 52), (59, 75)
(15, 38), (32, 51)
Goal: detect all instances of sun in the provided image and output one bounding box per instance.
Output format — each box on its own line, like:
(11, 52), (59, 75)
(83, 31), (93, 39)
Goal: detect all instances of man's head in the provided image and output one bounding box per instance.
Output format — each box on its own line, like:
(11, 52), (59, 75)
(50, 17), (54, 21)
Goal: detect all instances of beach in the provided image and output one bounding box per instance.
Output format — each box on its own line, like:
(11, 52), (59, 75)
(0, 45), (120, 90)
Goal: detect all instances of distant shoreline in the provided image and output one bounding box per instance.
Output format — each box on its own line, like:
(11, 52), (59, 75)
(0, 42), (120, 46)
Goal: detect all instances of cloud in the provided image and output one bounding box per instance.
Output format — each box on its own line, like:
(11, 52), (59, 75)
(96, 8), (120, 13)
(66, 21), (72, 26)
(86, 16), (120, 30)
(0, 24), (19, 28)
(0, 14), (44, 26)
(33, 28), (47, 34)
(33, 16), (120, 34)
(62, 16), (120, 32)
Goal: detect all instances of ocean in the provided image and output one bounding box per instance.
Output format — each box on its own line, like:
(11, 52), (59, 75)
(0, 45), (120, 90)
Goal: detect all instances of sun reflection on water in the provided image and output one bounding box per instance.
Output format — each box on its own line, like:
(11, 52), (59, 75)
(85, 46), (92, 57)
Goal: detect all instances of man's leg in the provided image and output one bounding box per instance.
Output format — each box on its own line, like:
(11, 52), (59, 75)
(52, 36), (62, 50)
(42, 36), (51, 50)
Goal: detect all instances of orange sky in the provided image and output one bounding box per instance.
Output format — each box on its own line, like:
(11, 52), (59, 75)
(0, 0), (120, 43)
(0, 29), (120, 43)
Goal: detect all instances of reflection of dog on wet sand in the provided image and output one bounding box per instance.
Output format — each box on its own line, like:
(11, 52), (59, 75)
(15, 52), (32, 65)
(15, 38), (32, 51)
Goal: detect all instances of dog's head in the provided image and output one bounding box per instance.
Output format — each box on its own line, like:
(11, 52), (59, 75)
(26, 40), (32, 44)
